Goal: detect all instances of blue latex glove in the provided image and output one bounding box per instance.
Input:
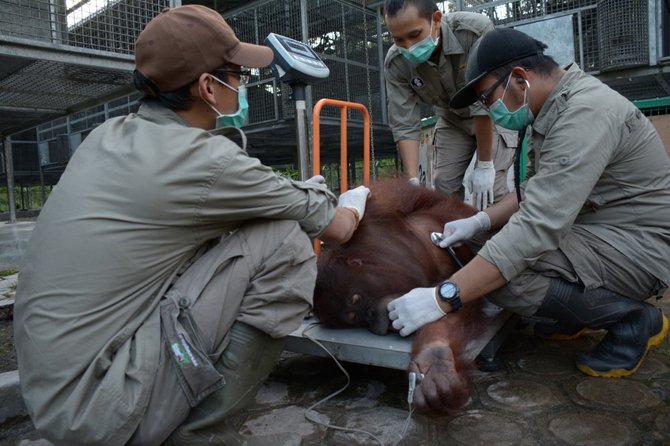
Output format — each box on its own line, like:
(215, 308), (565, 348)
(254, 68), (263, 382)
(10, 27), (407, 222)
(467, 160), (495, 210)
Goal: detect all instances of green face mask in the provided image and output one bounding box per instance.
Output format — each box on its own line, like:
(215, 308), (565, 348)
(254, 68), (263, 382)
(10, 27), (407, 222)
(398, 21), (439, 65)
(487, 76), (534, 131)
(206, 75), (249, 129)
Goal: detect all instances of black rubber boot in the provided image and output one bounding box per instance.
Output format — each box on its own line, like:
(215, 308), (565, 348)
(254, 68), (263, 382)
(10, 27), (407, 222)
(534, 279), (622, 340)
(533, 278), (668, 377)
(577, 304), (668, 377)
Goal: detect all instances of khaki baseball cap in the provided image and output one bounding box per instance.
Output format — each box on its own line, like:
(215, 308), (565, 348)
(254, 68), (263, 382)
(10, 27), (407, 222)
(135, 5), (274, 92)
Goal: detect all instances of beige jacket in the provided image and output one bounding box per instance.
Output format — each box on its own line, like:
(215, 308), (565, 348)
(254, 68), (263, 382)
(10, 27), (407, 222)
(480, 64), (670, 288)
(14, 101), (336, 445)
(384, 11), (494, 142)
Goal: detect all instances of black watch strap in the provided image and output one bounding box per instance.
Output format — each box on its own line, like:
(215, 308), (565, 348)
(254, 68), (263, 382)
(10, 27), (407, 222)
(437, 280), (463, 312)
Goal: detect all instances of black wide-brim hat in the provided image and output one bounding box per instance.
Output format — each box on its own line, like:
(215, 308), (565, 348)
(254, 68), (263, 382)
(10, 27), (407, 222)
(450, 28), (546, 109)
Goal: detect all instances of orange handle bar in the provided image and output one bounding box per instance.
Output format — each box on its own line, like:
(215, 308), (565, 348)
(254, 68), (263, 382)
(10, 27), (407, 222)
(311, 98), (371, 254)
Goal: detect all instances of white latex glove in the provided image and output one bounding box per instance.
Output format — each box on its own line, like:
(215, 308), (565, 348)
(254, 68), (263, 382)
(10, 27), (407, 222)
(337, 185), (371, 224)
(305, 175), (326, 185)
(436, 211), (490, 248)
(467, 160), (495, 210)
(408, 177), (420, 186)
(387, 287), (446, 337)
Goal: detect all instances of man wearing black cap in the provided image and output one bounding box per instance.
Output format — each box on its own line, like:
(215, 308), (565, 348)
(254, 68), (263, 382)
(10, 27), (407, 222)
(387, 27), (670, 413)
(14, 5), (369, 445)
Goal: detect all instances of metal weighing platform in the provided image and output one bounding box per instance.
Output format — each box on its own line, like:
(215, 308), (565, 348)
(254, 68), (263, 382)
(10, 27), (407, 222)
(286, 302), (519, 371)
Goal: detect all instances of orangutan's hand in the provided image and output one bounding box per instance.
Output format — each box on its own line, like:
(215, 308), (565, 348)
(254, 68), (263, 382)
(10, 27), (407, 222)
(408, 340), (471, 416)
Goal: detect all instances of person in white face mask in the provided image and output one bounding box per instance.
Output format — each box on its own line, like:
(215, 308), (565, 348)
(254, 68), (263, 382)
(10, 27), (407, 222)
(386, 28), (670, 414)
(13, 5), (371, 446)
(383, 0), (517, 211)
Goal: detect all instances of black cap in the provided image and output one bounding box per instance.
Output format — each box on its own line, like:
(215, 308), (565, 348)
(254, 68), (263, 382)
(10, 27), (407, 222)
(450, 28), (546, 109)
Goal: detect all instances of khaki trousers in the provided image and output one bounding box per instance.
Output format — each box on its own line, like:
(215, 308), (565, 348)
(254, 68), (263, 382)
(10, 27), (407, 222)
(476, 226), (666, 316)
(127, 219), (316, 445)
(432, 115), (517, 200)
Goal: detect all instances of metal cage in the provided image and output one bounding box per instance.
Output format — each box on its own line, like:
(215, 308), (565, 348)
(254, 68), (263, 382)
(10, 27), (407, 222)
(597, 0), (649, 72)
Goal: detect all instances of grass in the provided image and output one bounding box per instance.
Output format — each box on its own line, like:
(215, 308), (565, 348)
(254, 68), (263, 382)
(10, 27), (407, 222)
(0, 270), (18, 278)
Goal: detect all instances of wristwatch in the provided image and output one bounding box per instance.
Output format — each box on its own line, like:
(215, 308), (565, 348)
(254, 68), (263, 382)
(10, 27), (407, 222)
(436, 280), (463, 312)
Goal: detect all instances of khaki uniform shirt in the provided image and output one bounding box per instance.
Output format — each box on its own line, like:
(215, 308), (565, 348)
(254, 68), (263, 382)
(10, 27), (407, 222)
(384, 12), (493, 142)
(480, 64), (670, 288)
(14, 102), (337, 445)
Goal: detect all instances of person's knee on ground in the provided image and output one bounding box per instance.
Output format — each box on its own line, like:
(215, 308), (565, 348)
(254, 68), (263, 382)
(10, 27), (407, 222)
(166, 321), (287, 445)
(533, 278), (668, 377)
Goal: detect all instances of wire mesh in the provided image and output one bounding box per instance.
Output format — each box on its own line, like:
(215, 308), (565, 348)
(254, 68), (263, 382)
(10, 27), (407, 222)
(0, 0), (168, 54)
(606, 72), (670, 102)
(3, 0), (668, 189)
(462, 0), (600, 72)
(223, 0), (390, 126)
(0, 59), (132, 111)
(597, 0), (648, 72)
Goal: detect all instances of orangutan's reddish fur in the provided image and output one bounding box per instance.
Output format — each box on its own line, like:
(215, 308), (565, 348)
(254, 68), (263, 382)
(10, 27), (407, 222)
(313, 178), (491, 415)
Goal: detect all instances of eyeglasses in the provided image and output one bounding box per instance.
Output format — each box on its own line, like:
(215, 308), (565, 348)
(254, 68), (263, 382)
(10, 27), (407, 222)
(477, 73), (511, 110)
(213, 68), (251, 86)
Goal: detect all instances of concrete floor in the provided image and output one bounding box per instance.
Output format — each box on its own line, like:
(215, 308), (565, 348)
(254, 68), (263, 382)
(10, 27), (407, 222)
(1, 221), (669, 446)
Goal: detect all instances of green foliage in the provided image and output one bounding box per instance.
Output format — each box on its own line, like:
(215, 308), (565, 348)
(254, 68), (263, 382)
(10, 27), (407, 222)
(272, 156), (401, 192)
(272, 166), (301, 181)
(0, 270), (18, 278)
(0, 186), (51, 213)
(0, 156), (401, 213)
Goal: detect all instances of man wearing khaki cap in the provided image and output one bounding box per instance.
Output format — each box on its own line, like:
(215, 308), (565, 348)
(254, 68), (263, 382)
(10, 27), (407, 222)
(14, 5), (370, 445)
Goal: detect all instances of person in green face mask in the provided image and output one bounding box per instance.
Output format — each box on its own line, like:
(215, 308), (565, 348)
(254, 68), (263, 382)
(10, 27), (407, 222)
(13, 5), (372, 446)
(383, 0), (518, 212)
(386, 29), (670, 413)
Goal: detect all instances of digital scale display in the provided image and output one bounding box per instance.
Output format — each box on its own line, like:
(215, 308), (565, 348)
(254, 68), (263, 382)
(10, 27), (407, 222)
(283, 39), (319, 60)
(265, 33), (330, 84)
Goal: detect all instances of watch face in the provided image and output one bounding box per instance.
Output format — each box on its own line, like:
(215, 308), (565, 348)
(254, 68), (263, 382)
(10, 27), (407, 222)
(440, 282), (457, 299)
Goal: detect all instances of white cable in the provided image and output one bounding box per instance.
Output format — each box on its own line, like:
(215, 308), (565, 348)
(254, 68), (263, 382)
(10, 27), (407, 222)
(301, 322), (415, 445)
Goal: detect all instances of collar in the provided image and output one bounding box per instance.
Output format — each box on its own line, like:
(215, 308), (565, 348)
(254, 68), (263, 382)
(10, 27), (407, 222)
(136, 101), (248, 151)
(137, 101), (191, 127)
(531, 63), (582, 134)
(440, 15), (465, 56)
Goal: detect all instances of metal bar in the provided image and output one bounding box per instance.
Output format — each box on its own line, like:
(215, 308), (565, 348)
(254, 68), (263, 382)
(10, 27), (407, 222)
(3, 137), (17, 224)
(311, 98), (372, 255)
(633, 96), (670, 109)
(296, 99), (309, 180)
(597, 63), (670, 81)
(578, 11), (585, 69)
(648, 0), (659, 66)
(0, 106), (62, 114)
(0, 35), (134, 71)
(376, 6), (388, 124)
(300, 0), (314, 162)
(340, 107), (348, 192)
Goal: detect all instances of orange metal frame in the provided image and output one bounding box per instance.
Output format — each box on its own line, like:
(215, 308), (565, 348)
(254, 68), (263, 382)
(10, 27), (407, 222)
(311, 98), (371, 254)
